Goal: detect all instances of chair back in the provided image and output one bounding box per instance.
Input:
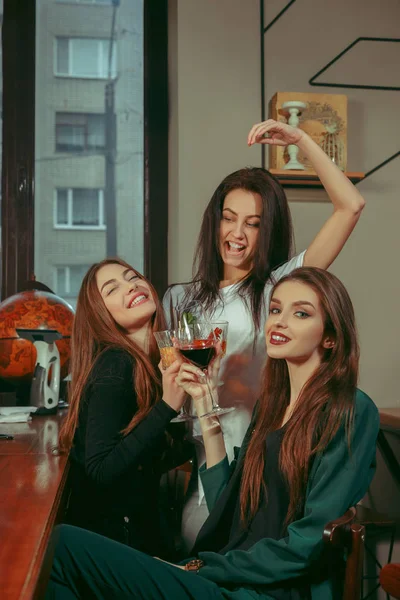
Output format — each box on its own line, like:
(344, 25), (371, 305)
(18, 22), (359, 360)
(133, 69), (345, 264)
(323, 507), (365, 600)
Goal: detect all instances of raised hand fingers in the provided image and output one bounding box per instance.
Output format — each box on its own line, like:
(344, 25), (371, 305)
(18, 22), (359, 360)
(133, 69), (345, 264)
(247, 119), (278, 145)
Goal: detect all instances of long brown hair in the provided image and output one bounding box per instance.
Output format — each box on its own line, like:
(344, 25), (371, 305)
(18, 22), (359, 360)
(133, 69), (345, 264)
(60, 258), (166, 449)
(170, 167), (293, 331)
(240, 267), (359, 525)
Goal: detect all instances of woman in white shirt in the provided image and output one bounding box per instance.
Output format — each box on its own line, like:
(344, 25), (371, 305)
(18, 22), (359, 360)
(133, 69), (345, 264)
(163, 118), (366, 551)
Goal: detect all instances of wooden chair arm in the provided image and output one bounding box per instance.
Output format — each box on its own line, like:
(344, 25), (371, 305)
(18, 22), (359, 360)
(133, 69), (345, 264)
(324, 507), (359, 548)
(323, 507), (365, 600)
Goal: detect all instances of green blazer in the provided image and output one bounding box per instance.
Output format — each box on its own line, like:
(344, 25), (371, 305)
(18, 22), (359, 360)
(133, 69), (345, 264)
(194, 389), (380, 600)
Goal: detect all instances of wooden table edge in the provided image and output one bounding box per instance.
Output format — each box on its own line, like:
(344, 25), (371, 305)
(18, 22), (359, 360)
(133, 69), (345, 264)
(20, 458), (70, 600)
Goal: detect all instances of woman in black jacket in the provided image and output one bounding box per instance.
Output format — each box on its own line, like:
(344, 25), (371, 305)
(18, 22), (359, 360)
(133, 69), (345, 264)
(61, 258), (191, 557)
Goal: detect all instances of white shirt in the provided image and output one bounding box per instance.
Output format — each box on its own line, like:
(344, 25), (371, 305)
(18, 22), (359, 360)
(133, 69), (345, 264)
(162, 251), (306, 503)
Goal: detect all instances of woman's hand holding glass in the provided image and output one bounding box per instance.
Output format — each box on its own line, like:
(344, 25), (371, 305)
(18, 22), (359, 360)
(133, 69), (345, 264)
(174, 320), (234, 418)
(159, 358), (187, 414)
(176, 352), (222, 430)
(154, 330), (195, 422)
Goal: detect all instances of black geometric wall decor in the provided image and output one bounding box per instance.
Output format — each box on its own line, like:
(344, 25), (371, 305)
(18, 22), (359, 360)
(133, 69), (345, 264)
(264, 0), (297, 33)
(260, 0), (298, 167)
(260, 11), (400, 180)
(309, 37), (400, 91)
(308, 37), (400, 183)
(362, 150), (400, 182)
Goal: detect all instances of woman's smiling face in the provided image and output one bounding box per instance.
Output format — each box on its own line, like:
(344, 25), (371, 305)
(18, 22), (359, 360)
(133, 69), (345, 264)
(265, 280), (334, 364)
(219, 189), (262, 279)
(96, 263), (156, 333)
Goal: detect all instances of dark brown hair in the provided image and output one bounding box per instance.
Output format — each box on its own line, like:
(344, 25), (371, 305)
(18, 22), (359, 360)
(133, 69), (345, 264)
(60, 258), (166, 449)
(240, 267), (358, 525)
(175, 167), (293, 331)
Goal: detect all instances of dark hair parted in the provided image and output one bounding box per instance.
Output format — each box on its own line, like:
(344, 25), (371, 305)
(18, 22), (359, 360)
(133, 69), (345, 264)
(180, 167), (293, 331)
(60, 258), (166, 450)
(240, 267), (358, 525)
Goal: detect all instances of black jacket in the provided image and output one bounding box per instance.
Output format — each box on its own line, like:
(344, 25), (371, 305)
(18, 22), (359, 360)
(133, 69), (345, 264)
(66, 347), (191, 556)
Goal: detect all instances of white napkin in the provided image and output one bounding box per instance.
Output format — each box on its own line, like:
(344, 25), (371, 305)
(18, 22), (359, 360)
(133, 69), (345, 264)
(0, 406), (37, 423)
(0, 413), (32, 423)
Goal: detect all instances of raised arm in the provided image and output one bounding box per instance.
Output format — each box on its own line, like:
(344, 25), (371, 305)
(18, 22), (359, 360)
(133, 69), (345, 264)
(248, 120), (365, 269)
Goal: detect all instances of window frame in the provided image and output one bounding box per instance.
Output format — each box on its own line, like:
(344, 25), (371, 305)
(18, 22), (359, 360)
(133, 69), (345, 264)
(1, 0), (35, 298)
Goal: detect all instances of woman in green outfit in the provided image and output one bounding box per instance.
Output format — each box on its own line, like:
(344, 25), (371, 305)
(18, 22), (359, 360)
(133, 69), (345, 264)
(45, 267), (379, 600)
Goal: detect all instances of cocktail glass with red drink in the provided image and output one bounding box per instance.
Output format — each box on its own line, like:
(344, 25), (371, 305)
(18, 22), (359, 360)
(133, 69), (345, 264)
(175, 322), (234, 418)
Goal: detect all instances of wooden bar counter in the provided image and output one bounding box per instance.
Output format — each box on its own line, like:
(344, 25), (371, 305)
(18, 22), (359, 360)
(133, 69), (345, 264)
(0, 411), (69, 600)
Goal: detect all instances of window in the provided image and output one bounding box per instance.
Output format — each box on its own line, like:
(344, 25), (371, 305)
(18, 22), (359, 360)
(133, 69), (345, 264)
(55, 37), (117, 79)
(54, 188), (105, 229)
(55, 113), (105, 153)
(56, 1), (114, 4)
(2, 0), (168, 301)
(55, 265), (91, 299)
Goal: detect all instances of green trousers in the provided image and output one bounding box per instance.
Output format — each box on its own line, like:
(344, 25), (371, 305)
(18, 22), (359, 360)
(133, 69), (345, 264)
(45, 525), (258, 600)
